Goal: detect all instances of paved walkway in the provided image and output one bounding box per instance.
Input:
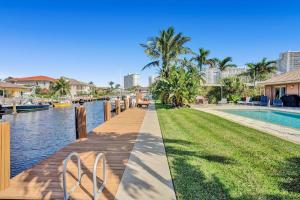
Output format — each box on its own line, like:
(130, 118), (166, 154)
(192, 105), (300, 144)
(115, 104), (176, 200)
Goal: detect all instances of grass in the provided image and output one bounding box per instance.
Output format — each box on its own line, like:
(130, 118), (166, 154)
(156, 103), (300, 200)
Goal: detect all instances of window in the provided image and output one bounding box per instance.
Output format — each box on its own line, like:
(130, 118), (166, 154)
(275, 86), (286, 99)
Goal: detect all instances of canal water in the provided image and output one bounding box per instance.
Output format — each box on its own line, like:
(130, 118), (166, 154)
(2, 101), (105, 177)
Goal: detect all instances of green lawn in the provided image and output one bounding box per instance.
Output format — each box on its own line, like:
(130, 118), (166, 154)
(156, 104), (300, 200)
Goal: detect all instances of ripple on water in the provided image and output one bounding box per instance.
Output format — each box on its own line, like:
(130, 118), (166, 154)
(3, 101), (104, 177)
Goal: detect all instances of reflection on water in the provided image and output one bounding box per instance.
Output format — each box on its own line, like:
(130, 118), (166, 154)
(2, 101), (104, 177)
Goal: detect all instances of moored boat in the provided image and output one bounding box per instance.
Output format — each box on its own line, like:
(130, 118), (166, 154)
(16, 104), (50, 112)
(52, 101), (72, 108)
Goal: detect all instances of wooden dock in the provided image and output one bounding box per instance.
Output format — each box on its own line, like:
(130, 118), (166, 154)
(0, 108), (146, 200)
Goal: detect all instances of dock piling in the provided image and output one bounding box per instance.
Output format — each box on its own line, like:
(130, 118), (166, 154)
(12, 103), (17, 115)
(75, 106), (87, 139)
(0, 121), (10, 191)
(124, 98), (129, 110)
(115, 99), (120, 115)
(104, 101), (111, 121)
(129, 98), (132, 108)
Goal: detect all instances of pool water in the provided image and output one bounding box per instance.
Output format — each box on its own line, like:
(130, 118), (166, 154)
(221, 109), (300, 130)
(3, 101), (104, 177)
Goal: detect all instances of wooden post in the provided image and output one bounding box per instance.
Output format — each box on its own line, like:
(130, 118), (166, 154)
(129, 98), (132, 108)
(75, 106), (87, 139)
(104, 101), (111, 121)
(0, 121), (10, 191)
(124, 98), (129, 110)
(12, 102), (17, 115)
(115, 99), (120, 115)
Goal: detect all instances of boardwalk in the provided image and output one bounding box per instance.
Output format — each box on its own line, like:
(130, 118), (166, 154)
(0, 108), (146, 200)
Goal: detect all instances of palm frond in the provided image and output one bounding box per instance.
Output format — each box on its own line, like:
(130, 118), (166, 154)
(142, 60), (160, 70)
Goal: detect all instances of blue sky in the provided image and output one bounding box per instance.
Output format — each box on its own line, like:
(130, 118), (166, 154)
(0, 0), (300, 86)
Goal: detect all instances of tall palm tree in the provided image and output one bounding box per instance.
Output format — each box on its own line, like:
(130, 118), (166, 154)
(108, 81), (114, 92)
(192, 48), (217, 71)
(141, 27), (191, 78)
(215, 57), (237, 72)
(215, 57), (237, 99)
(245, 58), (276, 86)
(51, 77), (71, 96)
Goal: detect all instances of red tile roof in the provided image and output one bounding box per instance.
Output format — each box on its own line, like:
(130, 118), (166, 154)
(0, 82), (28, 89)
(7, 76), (56, 82)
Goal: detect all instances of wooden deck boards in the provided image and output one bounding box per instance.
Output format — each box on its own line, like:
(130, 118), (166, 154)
(0, 108), (146, 200)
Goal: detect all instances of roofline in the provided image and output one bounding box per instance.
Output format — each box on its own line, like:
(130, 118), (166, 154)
(260, 80), (300, 86)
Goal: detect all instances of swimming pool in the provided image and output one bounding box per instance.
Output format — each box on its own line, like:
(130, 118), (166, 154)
(221, 109), (300, 130)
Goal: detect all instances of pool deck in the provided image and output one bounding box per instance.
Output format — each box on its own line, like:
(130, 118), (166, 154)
(192, 104), (300, 144)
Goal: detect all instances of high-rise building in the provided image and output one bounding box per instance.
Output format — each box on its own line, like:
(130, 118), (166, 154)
(148, 75), (156, 86)
(203, 66), (248, 85)
(124, 73), (140, 89)
(277, 51), (300, 73)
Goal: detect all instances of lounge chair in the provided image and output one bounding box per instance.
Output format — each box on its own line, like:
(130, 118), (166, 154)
(218, 98), (228, 104)
(273, 99), (283, 107)
(238, 97), (251, 105)
(259, 96), (269, 106)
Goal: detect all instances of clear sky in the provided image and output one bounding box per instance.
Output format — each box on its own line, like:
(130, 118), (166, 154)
(0, 0), (300, 87)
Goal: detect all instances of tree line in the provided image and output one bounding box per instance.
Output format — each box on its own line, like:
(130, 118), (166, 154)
(141, 27), (276, 106)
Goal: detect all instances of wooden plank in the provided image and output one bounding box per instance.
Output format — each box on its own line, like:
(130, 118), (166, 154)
(0, 121), (10, 191)
(0, 108), (145, 200)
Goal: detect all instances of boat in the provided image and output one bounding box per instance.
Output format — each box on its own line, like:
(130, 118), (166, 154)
(16, 104), (50, 112)
(52, 101), (72, 108)
(0, 103), (50, 113)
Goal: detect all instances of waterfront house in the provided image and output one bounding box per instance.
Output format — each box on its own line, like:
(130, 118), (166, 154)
(62, 77), (91, 97)
(5, 76), (56, 90)
(0, 82), (28, 98)
(262, 68), (300, 102)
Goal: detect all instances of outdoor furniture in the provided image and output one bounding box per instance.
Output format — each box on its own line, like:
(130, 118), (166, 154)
(238, 97), (251, 105)
(218, 98), (228, 104)
(259, 96), (269, 106)
(281, 95), (300, 107)
(273, 99), (283, 107)
(195, 96), (208, 104)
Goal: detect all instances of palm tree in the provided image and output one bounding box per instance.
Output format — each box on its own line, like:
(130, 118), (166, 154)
(215, 57), (237, 99)
(244, 58), (276, 86)
(141, 27), (191, 78)
(108, 81), (114, 92)
(192, 48), (217, 71)
(215, 57), (237, 72)
(51, 77), (71, 96)
(181, 58), (205, 84)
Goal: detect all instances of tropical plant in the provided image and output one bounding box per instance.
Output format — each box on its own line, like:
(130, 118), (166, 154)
(215, 56), (237, 72)
(50, 77), (71, 96)
(192, 48), (217, 71)
(151, 62), (201, 107)
(108, 81), (114, 92)
(213, 56), (237, 99)
(141, 27), (191, 78)
(242, 58), (276, 86)
(221, 77), (246, 103)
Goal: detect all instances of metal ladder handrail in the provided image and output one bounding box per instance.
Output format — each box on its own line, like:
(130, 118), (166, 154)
(62, 152), (82, 200)
(93, 153), (106, 200)
(62, 152), (106, 200)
